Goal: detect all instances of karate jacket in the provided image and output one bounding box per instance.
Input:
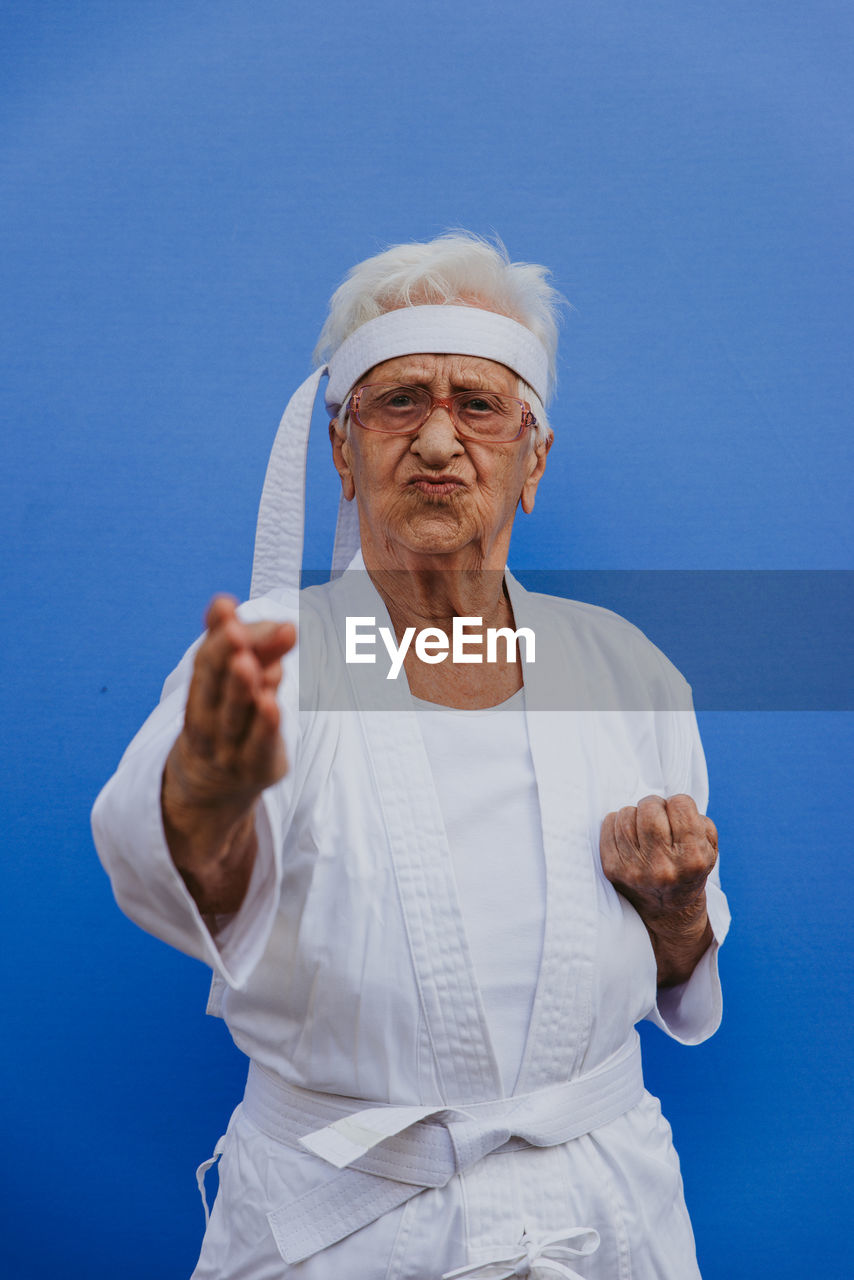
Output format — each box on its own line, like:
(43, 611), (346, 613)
(92, 563), (730, 1280)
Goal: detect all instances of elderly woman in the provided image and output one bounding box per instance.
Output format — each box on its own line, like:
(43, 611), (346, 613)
(93, 232), (729, 1280)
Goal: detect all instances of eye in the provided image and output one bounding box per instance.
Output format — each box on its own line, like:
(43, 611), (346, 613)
(458, 394), (499, 414)
(360, 385), (423, 415)
(369, 385), (423, 411)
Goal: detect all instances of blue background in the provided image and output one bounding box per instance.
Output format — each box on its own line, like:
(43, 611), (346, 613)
(2, 2), (852, 1276)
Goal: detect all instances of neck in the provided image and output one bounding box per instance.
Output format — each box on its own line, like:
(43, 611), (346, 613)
(369, 564), (512, 640)
(358, 522), (514, 626)
(355, 538), (526, 709)
(360, 535), (510, 634)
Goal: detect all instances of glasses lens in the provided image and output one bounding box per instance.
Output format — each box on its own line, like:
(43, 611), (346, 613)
(356, 385), (430, 433)
(452, 392), (522, 441)
(353, 384), (528, 441)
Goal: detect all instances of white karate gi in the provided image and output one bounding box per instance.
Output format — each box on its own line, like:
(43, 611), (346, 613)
(92, 559), (730, 1280)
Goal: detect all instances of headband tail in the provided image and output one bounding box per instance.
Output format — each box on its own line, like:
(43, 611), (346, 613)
(251, 366), (325, 599)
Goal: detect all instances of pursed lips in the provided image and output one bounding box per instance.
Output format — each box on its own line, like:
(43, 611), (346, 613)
(407, 474), (466, 497)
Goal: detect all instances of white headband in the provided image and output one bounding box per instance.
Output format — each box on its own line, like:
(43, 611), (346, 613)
(250, 304), (551, 598)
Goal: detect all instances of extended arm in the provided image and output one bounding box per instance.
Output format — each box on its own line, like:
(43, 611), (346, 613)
(161, 595), (296, 923)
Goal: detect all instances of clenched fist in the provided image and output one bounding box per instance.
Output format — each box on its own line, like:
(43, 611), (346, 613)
(162, 595), (297, 920)
(600, 794), (717, 987)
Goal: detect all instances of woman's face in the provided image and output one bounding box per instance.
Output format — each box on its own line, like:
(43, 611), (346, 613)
(330, 352), (550, 569)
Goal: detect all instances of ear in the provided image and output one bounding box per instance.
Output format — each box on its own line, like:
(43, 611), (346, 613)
(520, 433), (552, 515)
(329, 419), (355, 502)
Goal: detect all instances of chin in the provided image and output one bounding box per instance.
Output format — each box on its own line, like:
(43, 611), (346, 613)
(397, 521), (471, 557)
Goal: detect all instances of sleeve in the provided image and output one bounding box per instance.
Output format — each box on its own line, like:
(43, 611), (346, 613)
(90, 594), (301, 990)
(644, 677), (732, 1045)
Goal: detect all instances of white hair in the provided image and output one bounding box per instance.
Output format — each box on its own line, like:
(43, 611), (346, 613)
(313, 231), (566, 446)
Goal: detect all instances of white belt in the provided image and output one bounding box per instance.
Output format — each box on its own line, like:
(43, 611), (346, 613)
(229, 1032), (644, 1264)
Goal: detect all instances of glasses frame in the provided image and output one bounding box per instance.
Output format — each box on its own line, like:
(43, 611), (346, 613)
(348, 383), (538, 444)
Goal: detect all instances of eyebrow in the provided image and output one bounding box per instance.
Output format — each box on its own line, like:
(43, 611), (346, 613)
(377, 365), (513, 391)
(393, 378), (500, 392)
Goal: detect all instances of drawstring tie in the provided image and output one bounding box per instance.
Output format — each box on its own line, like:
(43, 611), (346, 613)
(195, 1134), (227, 1227)
(441, 1224), (600, 1279)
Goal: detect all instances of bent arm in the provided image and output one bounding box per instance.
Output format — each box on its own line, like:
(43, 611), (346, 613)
(595, 649), (731, 1039)
(600, 792), (719, 988)
(649, 865), (729, 1044)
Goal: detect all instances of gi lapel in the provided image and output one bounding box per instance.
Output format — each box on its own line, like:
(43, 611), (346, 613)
(325, 568), (503, 1106)
(502, 572), (598, 1090)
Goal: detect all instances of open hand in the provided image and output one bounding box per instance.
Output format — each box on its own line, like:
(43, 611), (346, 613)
(169, 596), (296, 810)
(161, 596), (297, 915)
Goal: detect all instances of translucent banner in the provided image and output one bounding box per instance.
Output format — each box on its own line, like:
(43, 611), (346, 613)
(296, 570), (853, 711)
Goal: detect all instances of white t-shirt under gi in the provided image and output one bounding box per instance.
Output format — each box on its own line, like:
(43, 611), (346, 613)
(414, 689), (546, 1097)
(92, 565), (730, 1280)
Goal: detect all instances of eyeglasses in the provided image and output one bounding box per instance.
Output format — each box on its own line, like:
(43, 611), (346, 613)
(348, 383), (538, 444)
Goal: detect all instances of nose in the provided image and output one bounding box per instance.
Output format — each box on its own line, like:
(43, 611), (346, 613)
(410, 403), (465, 465)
